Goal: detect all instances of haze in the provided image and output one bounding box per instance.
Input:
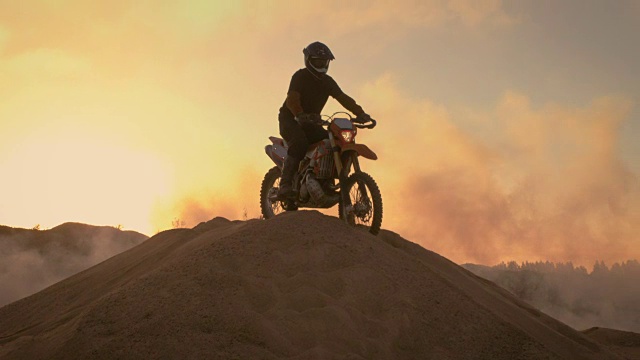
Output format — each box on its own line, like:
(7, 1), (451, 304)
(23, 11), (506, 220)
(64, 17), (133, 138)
(1, 0), (639, 266)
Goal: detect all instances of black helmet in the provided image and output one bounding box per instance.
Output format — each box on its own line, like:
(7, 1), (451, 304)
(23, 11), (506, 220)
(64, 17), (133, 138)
(303, 41), (335, 74)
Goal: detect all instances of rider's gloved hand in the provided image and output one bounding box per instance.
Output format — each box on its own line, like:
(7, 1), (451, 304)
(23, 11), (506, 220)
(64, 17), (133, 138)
(356, 113), (372, 123)
(295, 113), (321, 125)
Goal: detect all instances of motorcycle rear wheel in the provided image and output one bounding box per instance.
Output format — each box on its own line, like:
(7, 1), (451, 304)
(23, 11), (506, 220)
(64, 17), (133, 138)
(260, 166), (299, 219)
(339, 172), (383, 235)
(260, 166), (286, 219)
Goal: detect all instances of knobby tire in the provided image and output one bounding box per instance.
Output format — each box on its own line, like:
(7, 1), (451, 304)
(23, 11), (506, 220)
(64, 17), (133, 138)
(339, 172), (383, 235)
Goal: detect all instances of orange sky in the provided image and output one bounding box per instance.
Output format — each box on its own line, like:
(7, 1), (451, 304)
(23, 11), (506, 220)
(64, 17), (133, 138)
(1, 1), (639, 266)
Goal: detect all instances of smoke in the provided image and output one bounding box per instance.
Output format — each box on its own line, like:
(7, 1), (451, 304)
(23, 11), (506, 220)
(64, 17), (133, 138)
(1, 1), (637, 269)
(170, 197), (240, 228)
(149, 166), (266, 230)
(0, 225), (147, 307)
(464, 261), (640, 332)
(360, 75), (639, 266)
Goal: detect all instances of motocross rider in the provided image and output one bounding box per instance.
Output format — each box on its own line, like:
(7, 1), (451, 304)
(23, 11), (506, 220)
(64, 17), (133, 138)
(277, 41), (372, 200)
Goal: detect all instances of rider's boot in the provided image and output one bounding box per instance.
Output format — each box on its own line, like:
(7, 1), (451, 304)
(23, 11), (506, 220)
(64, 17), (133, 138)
(277, 155), (300, 200)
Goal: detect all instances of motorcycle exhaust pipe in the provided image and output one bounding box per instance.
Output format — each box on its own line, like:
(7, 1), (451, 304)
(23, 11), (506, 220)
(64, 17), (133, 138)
(305, 174), (340, 207)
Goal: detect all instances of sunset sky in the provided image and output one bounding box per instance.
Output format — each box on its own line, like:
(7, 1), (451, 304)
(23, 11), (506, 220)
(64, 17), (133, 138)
(1, 0), (639, 266)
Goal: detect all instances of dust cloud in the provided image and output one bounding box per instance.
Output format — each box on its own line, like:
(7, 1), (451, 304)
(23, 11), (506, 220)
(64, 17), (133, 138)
(464, 260), (640, 332)
(0, 224), (147, 307)
(360, 76), (639, 266)
(172, 197), (242, 228)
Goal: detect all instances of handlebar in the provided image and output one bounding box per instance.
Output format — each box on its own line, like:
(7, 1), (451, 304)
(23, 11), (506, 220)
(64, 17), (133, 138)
(353, 118), (377, 129)
(316, 112), (377, 129)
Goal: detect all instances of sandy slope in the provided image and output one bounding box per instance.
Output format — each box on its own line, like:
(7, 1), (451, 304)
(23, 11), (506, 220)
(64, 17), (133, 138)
(583, 328), (640, 360)
(0, 211), (627, 359)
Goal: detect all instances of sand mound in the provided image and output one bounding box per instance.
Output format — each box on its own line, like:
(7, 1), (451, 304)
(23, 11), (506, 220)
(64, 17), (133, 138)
(583, 327), (640, 359)
(0, 211), (626, 359)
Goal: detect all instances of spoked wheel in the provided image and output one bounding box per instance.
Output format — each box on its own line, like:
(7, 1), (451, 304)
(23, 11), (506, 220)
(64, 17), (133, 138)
(339, 172), (383, 235)
(260, 166), (286, 219)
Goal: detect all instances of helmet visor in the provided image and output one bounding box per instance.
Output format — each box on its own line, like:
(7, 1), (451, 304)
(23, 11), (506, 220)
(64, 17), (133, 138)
(309, 57), (330, 70)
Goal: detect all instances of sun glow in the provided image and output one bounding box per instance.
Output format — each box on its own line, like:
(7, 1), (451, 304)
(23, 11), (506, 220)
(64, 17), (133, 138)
(0, 130), (172, 235)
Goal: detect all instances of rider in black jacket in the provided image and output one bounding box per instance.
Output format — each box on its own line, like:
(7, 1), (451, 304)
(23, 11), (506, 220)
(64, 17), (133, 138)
(277, 41), (372, 199)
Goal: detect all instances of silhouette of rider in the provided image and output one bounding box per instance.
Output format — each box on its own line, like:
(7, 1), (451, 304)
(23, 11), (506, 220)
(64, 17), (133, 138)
(277, 41), (371, 199)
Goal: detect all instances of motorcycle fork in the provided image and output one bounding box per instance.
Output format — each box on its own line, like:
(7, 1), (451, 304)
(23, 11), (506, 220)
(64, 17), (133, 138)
(348, 154), (371, 209)
(351, 154), (361, 173)
(341, 151), (360, 177)
(328, 132), (343, 176)
(329, 133), (369, 206)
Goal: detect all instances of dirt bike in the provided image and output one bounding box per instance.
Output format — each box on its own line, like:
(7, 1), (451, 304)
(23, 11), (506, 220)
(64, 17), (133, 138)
(260, 112), (383, 235)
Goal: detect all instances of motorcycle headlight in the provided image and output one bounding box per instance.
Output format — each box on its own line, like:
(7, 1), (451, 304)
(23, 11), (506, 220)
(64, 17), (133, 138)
(341, 130), (354, 143)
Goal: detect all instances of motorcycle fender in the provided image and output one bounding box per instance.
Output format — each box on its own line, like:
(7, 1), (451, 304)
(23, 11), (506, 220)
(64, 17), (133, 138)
(341, 143), (377, 160)
(265, 144), (284, 168)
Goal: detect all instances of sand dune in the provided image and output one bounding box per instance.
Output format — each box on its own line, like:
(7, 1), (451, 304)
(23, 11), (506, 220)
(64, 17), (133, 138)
(0, 211), (631, 359)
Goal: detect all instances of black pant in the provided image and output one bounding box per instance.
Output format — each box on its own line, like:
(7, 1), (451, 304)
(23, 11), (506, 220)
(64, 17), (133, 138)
(279, 117), (328, 160)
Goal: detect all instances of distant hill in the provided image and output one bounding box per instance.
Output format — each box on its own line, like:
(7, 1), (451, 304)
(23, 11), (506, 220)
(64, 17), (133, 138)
(0, 222), (148, 307)
(0, 211), (629, 359)
(462, 261), (640, 333)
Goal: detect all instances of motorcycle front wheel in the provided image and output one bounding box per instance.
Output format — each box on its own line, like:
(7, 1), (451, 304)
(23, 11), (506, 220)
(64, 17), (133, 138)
(339, 172), (383, 235)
